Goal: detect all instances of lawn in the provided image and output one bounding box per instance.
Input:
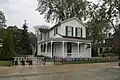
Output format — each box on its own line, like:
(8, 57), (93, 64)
(0, 61), (12, 67)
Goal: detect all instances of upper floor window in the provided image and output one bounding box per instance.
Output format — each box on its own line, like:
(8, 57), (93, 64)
(54, 27), (58, 36)
(66, 26), (73, 36)
(75, 28), (82, 37)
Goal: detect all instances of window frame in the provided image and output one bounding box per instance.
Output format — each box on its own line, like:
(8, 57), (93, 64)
(66, 26), (73, 36)
(75, 27), (82, 37)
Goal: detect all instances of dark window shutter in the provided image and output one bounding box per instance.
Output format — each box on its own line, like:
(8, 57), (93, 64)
(66, 26), (68, 36)
(54, 29), (55, 36)
(56, 28), (58, 34)
(72, 27), (73, 36)
(81, 28), (82, 37)
(75, 28), (77, 37)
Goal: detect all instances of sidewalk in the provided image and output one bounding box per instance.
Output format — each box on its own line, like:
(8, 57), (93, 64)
(0, 62), (119, 78)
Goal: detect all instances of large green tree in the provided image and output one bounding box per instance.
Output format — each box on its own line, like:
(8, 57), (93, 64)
(7, 26), (23, 56)
(36, 0), (89, 23)
(1, 30), (15, 59)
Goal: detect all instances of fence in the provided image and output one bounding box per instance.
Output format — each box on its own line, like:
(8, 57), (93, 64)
(53, 56), (119, 65)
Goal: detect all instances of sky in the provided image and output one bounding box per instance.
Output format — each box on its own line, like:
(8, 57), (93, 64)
(0, 0), (52, 33)
(0, 0), (98, 33)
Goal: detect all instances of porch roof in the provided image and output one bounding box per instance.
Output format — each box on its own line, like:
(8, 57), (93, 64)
(38, 36), (92, 44)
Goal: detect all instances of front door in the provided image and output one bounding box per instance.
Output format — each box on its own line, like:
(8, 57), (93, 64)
(67, 42), (72, 57)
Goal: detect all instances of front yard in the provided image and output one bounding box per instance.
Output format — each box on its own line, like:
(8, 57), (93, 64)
(0, 61), (11, 67)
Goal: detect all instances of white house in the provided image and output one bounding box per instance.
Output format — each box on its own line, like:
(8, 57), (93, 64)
(37, 17), (92, 58)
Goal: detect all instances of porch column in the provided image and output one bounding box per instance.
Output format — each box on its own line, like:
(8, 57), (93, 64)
(77, 42), (80, 58)
(62, 41), (64, 58)
(51, 41), (53, 58)
(39, 44), (41, 55)
(45, 43), (48, 57)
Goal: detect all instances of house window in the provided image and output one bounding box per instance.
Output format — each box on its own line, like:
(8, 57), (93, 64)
(54, 28), (58, 36)
(66, 26), (73, 36)
(67, 42), (72, 53)
(75, 28), (82, 37)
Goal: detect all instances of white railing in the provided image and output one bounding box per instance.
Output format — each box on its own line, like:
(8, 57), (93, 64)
(65, 53), (91, 58)
(40, 52), (52, 58)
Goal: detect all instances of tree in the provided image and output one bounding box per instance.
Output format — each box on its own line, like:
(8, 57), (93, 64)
(100, 0), (120, 57)
(0, 11), (6, 28)
(1, 30), (15, 59)
(36, 0), (89, 23)
(98, 0), (120, 31)
(19, 21), (32, 55)
(7, 26), (23, 56)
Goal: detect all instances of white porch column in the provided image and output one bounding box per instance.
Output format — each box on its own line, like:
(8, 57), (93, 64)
(39, 44), (41, 55)
(77, 42), (80, 58)
(45, 43), (48, 57)
(62, 41), (64, 58)
(51, 41), (53, 58)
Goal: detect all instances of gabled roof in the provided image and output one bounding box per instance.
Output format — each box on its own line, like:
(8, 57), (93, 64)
(61, 17), (88, 27)
(48, 17), (88, 31)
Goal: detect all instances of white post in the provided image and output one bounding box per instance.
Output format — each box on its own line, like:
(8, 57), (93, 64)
(51, 41), (53, 58)
(62, 41), (64, 58)
(77, 42), (79, 58)
(46, 43), (47, 57)
(38, 44), (41, 55)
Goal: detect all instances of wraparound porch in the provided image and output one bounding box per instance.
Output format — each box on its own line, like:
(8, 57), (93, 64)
(38, 39), (91, 58)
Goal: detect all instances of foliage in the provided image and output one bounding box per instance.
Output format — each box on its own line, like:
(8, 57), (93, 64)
(101, 0), (120, 31)
(7, 26), (23, 56)
(36, 0), (89, 23)
(19, 22), (32, 55)
(2, 30), (15, 58)
(0, 11), (6, 27)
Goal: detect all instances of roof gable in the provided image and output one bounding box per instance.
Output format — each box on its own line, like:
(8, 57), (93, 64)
(48, 17), (88, 31)
(61, 17), (88, 27)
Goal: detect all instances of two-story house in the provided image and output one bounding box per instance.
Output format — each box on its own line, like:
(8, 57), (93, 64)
(37, 17), (92, 58)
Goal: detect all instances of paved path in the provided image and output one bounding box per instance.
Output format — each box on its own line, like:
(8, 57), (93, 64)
(0, 62), (119, 80)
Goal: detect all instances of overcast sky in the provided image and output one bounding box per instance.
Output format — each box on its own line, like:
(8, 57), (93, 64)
(0, 0), (52, 33)
(0, 0), (98, 33)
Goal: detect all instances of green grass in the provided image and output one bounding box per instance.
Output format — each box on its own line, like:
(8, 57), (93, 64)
(0, 61), (12, 67)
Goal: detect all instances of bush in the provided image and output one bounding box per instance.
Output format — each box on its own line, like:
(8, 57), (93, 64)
(0, 56), (12, 61)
